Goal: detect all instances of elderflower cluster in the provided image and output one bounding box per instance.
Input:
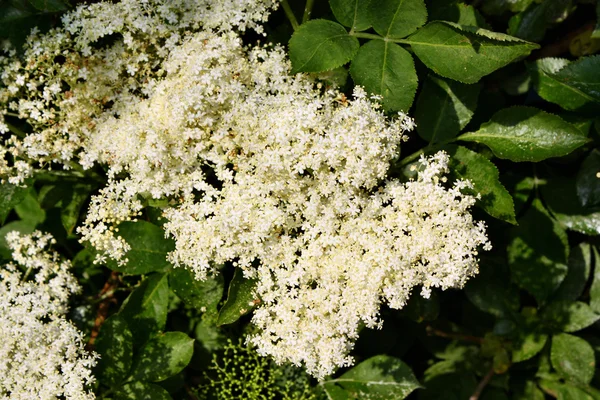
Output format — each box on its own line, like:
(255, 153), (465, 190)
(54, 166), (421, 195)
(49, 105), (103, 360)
(248, 154), (490, 378)
(0, 0), (277, 184)
(0, 0), (491, 381)
(71, 28), (491, 378)
(0, 231), (97, 399)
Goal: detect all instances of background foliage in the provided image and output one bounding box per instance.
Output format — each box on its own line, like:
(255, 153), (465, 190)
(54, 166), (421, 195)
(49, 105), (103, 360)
(1, 0), (600, 398)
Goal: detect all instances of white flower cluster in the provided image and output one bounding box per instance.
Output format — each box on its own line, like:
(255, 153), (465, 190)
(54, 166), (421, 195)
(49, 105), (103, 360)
(0, 0), (277, 184)
(0, 0), (491, 381)
(247, 154), (490, 379)
(0, 231), (97, 399)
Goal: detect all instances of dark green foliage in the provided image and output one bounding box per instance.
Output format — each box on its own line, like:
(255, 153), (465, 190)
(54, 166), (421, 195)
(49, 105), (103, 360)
(95, 315), (134, 387)
(407, 22), (539, 84)
(106, 221), (176, 275)
(507, 198), (569, 304)
(321, 355), (421, 399)
(119, 273), (170, 345)
(415, 76), (480, 143)
(349, 39), (418, 111)
(217, 268), (259, 325)
(446, 145), (516, 224)
(289, 19), (359, 73)
(130, 332), (194, 382)
(169, 267), (224, 312)
(458, 107), (589, 162)
(289, 0), (538, 111)
(368, 0), (427, 39)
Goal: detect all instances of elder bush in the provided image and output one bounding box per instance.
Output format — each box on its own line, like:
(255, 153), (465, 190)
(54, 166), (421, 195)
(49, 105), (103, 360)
(0, 0), (599, 398)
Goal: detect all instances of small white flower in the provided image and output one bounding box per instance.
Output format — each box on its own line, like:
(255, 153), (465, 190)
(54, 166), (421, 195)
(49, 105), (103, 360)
(0, 231), (98, 399)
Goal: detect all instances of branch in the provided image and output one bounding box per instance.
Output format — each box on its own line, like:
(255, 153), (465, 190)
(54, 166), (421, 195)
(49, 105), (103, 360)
(426, 326), (484, 344)
(469, 367), (495, 400)
(86, 271), (120, 349)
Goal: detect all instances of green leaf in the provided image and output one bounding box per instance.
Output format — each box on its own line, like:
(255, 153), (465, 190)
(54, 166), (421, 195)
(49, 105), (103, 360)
(217, 268), (259, 326)
(551, 333), (595, 385)
(0, 182), (30, 224)
(507, 0), (536, 13)
(458, 107), (588, 162)
(512, 331), (548, 362)
(407, 22), (538, 84)
(465, 259), (519, 317)
(113, 382), (172, 400)
(577, 150), (600, 208)
(542, 176), (600, 236)
(507, 198), (568, 304)
(0, 4), (33, 29)
(539, 380), (595, 400)
(0, 220), (36, 259)
(508, 0), (572, 42)
(131, 332), (194, 382)
(349, 40), (418, 111)
(492, 348), (510, 374)
(502, 173), (535, 215)
(329, 0), (371, 31)
(36, 182), (94, 234)
(368, 0), (427, 39)
(312, 66), (349, 88)
(529, 57), (600, 112)
(590, 246), (600, 313)
(500, 65), (531, 96)
(60, 183), (94, 235)
(541, 301), (600, 333)
(446, 145), (516, 224)
(289, 19), (359, 73)
(169, 268), (224, 312)
(415, 76), (479, 143)
(107, 221), (175, 275)
(427, 1), (490, 28)
(120, 273), (169, 345)
(195, 314), (228, 354)
(480, 0), (512, 15)
(322, 355), (421, 399)
(513, 380), (545, 400)
(14, 191), (45, 226)
(0, 4), (48, 48)
(419, 373), (477, 400)
(593, 2), (600, 40)
(27, 0), (68, 12)
(552, 243), (592, 302)
(95, 315), (133, 387)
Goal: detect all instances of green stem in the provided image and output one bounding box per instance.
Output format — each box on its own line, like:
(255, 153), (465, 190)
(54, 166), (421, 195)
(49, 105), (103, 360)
(396, 139), (455, 169)
(397, 148), (426, 168)
(5, 122), (26, 139)
(302, 0), (315, 23)
(21, 267), (33, 282)
(67, 161), (105, 183)
(281, 0), (299, 30)
(3, 111), (20, 118)
(350, 32), (411, 44)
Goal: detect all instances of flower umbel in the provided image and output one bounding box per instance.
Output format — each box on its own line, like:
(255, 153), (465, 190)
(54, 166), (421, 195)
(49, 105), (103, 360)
(0, 231), (97, 399)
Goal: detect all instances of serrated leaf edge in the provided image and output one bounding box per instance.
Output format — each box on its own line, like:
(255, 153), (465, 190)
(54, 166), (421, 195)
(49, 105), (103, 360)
(289, 19), (359, 73)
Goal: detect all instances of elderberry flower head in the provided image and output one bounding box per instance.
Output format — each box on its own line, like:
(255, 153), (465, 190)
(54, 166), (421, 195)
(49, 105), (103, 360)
(0, 0), (277, 184)
(0, 231), (97, 399)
